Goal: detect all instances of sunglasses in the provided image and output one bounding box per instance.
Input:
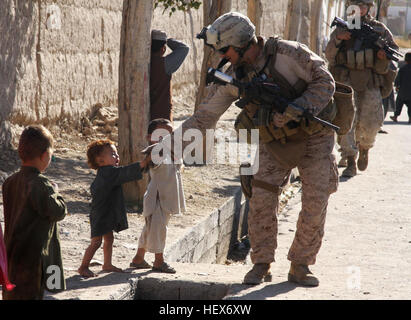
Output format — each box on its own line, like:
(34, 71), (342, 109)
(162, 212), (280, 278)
(218, 46), (230, 54)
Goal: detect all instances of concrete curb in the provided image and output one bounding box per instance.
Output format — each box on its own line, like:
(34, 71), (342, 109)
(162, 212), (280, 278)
(164, 187), (247, 264)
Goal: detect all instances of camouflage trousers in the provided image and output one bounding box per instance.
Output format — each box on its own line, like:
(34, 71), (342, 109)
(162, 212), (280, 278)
(248, 130), (338, 265)
(338, 87), (383, 158)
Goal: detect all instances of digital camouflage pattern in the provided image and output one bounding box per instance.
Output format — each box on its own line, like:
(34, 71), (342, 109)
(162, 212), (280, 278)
(248, 131), (338, 265)
(338, 87), (383, 157)
(206, 12), (255, 50)
(325, 15), (399, 157)
(164, 36), (337, 267)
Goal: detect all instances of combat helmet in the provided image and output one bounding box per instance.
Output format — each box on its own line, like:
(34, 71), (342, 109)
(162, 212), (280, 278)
(197, 12), (256, 56)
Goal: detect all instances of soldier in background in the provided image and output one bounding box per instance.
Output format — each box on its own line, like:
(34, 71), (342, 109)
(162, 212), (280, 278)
(325, 0), (399, 177)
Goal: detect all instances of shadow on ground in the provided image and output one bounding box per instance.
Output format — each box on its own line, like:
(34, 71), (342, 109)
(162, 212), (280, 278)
(45, 268), (154, 300)
(227, 281), (298, 300)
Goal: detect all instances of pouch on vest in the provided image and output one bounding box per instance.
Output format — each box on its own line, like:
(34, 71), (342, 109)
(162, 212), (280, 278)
(332, 82), (355, 136)
(336, 50), (347, 66)
(264, 130), (308, 170)
(355, 51), (365, 70)
(374, 58), (390, 75)
(349, 69), (372, 91)
(235, 106), (307, 169)
(346, 49), (356, 70)
(234, 109), (255, 144)
(298, 96), (338, 136)
(365, 49), (374, 69)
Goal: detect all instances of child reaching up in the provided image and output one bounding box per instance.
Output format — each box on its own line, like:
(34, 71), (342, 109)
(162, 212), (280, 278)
(78, 139), (150, 278)
(130, 118), (185, 274)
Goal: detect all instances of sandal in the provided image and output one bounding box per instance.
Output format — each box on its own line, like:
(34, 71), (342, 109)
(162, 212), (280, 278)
(152, 262), (176, 274)
(129, 260), (152, 269)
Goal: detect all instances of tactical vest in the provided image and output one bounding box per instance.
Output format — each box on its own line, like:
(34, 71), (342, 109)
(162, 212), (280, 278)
(236, 37), (335, 142)
(332, 19), (393, 96)
(335, 38), (390, 74)
(235, 37), (338, 169)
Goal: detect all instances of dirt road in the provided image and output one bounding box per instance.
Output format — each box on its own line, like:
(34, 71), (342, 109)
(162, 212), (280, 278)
(227, 112), (411, 299)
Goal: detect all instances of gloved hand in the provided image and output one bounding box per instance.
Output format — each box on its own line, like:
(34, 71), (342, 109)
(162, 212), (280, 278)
(141, 144), (157, 172)
(336, 30), (351, 41)
(284, 104), (304, 122)
(141, 141), (176, 171)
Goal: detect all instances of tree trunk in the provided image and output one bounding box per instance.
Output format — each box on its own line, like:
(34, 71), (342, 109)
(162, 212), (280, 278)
(310, 0), (323, 55)
(194, 0), (231, 165)
(379, 0), (391, 24)
(195, 0), (232, 109)
(247, 0), (262, 36)
(118, 0), (153, 209)
(284, 0), (310, 46)
(284, 0), (295, 40)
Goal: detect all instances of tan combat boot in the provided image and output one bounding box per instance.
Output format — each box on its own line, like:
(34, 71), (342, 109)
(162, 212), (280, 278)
(242, 263), (272, 285)
(357, 147), (369, 171)
(341, 156), (357, 177)
(288, 262), (319, 287)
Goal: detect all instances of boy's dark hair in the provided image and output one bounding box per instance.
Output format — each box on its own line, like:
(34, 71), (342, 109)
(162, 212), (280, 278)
(18, 125), (54, 162)
(87, 139), (114, 170)
(147, 118), (172, 135)
(405, 52), (411, 63)
(151, 39), (166, 54)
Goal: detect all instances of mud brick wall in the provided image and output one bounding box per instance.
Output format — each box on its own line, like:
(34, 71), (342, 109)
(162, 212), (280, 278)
(0, 0), (289, 132)
(0, 1), (123, 127)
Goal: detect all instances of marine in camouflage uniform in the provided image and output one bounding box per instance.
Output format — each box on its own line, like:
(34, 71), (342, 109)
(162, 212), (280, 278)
(325, 0), (399, 176)
(159, 12), (337, 286)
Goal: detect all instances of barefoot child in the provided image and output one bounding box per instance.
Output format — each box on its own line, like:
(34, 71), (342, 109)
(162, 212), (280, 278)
(2, 125), (66, 299)
(78, 139), (150, 278)
(130, 119), (185, 273)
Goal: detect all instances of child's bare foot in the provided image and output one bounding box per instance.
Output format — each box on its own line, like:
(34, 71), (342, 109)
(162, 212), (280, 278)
(78, 266), (97, 278)
(102, 264), (123, 273)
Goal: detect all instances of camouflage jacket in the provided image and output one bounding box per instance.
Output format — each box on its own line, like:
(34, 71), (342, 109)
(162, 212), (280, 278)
(166, 36), (335, 153)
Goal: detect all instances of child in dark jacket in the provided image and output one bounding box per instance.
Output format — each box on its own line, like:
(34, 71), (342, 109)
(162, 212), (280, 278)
(2, 125), (66, 300)
(78, 139), (150, 278)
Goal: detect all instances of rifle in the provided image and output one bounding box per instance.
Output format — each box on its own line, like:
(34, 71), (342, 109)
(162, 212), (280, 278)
(330, 16), (403, 62)
(206, 68), (340, 132)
